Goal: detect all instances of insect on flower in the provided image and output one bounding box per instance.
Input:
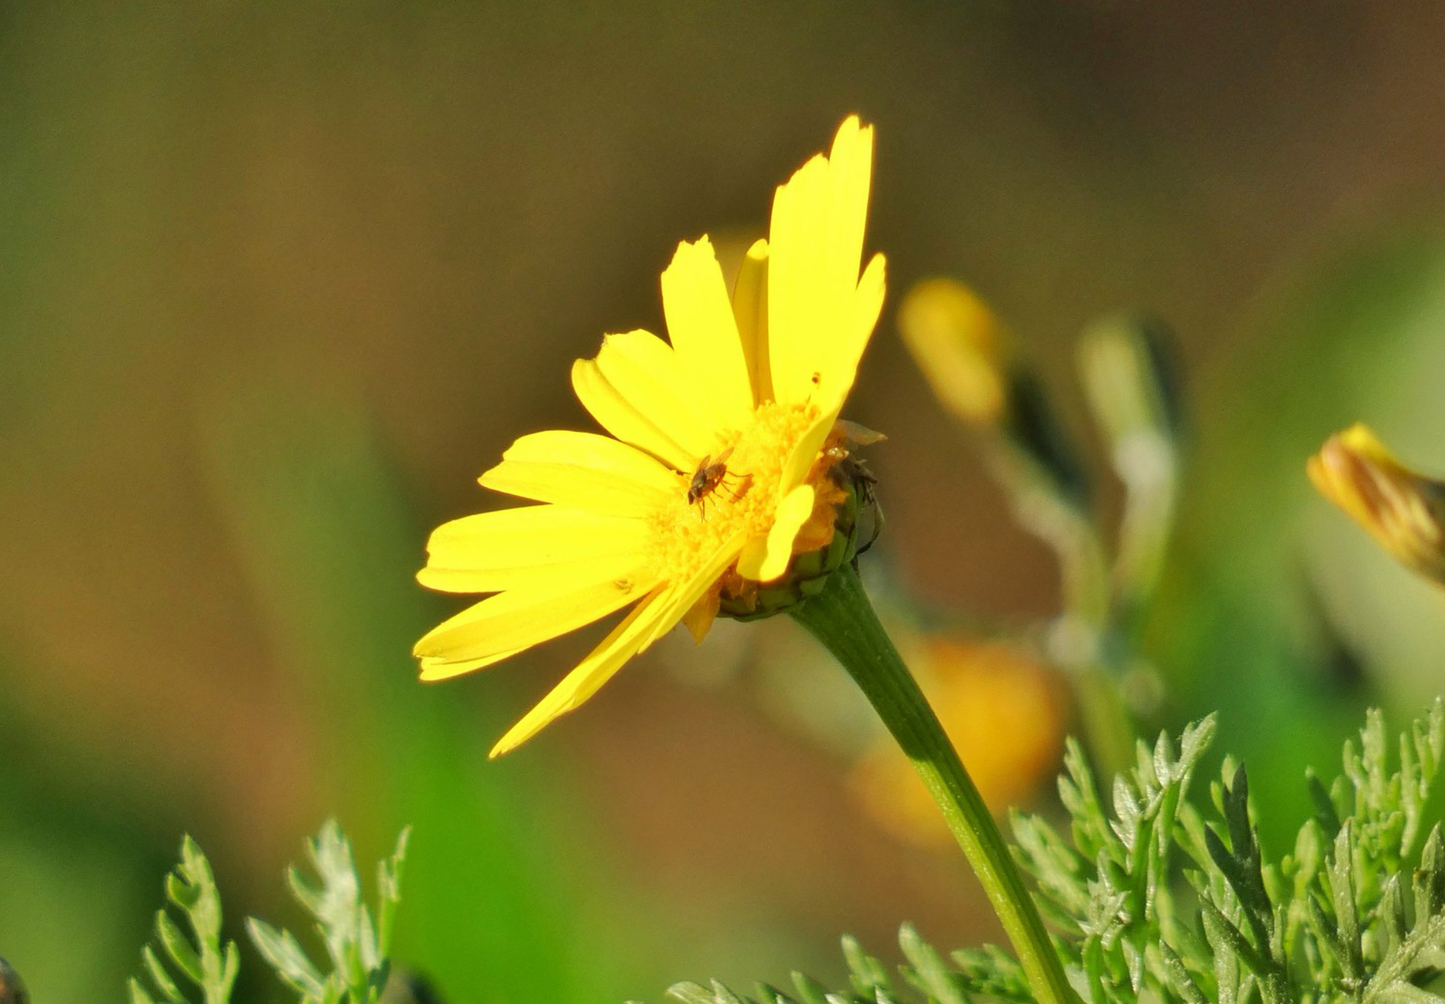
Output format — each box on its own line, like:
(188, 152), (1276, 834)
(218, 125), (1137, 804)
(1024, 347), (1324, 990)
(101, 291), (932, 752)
(686, 446), (751, 517)
(686, 447), (733, 505)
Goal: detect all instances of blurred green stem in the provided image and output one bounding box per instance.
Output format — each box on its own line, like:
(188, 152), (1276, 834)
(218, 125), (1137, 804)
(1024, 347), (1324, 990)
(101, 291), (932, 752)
(989, 444), (1136, 778)
(791, 563), (1079, 1004)
(1111, 435), (1178, 633)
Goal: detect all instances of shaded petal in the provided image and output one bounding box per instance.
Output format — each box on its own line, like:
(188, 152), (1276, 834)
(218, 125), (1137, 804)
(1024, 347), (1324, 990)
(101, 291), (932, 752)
(732, 238), (773, 405)
(572, 355), (694, 472)
(661, 237), (755, 429)
(679, 589), (720, 643)
(418, 504), (650, 594)
(737, 484), (815, 582)
(489, 530), (747, 756)
(767, 117), (874, 409)
(591, 330), (717, 459)
(479, 429), (681, 516)
(413, 564), (658, 667)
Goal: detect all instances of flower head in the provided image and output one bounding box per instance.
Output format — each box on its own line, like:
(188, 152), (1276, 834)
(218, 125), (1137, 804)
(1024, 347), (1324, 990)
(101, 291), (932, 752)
(1308, 423), (1445, 586)
(415, 117), (886, 756)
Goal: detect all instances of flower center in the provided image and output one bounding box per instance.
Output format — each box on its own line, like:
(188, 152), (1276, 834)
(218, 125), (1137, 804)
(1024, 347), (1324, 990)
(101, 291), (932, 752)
(644, 401), (820, 580)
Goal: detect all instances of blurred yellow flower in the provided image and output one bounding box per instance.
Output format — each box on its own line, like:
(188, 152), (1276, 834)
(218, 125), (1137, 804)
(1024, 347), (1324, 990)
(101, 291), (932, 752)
(415, 117), (887, 756)
(1308, 423), (1445, 587)
(852, 640), (1065, 846)
(897, 278), (1008, 425)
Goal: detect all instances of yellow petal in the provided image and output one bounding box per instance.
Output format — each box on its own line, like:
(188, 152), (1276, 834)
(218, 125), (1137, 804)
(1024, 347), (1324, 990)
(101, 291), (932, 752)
(591, 330), (717, 459)
(418, 505), (651, 594)
(815, 251), (886, 420)
(413, 566), (656, 666)
(767, 117), (874, 409)
(735, 535), (771, 581)
(486, 591), (672, 755)
(419, 646), (527, 682)
(825, 116), (874, 292)
(661, 237), (756, 430)
(479, 429), (681, 516)
(1309, 424), (1445, 584)
(770, 255), (886, 496)
(779, 409), (836, 500)
(897, 277), (1007, 425)
(737, 484), (815, 582)
(732, 239), (773, 405)
(766, 155), (830, 407)
(679, 588), (720, 643)
(571, 356), (694, 472)
(489, 531), (746, 756)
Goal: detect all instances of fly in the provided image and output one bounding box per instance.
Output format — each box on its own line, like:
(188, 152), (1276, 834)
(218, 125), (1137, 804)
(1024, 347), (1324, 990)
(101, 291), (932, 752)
(687, 447), (734, 507)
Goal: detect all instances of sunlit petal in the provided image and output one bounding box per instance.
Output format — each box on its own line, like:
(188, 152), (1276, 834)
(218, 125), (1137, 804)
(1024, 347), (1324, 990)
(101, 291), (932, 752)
(480, 429), (681, 515)
(571, 356), (694, 472)
(767, 117), (874, 410)
(815, 251), (886, 420)
(661, 237), (756, 429)
(591, 330), (717, 459)
(754, 484), (815, 582)
(413, 567), (657, 666)
(489, 531), (745, 756)
(419, 646), (526, 682)
(419, 505), (650, 593)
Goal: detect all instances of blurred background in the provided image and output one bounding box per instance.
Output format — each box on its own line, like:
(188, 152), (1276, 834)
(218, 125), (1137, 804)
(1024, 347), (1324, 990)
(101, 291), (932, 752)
(5, 3), (1445, 1001)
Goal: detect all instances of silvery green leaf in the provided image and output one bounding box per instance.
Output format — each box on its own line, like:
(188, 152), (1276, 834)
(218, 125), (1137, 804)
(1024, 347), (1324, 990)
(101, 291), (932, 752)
(246, 918), (325, 997)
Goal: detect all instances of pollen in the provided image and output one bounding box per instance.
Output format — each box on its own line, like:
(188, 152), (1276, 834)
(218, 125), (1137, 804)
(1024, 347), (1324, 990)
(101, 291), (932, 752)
(645, 401), (821, 581)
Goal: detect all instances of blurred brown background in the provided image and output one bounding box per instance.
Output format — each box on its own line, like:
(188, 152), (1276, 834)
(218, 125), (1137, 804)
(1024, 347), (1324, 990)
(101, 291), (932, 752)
(5, 4), (1445, 1002)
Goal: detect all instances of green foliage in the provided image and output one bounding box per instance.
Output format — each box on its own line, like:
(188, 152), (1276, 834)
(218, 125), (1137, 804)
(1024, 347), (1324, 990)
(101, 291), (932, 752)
(246, 821), (411, 1004)
(131, 822), (410, 1004)
(128, 835), (240, 1004)
(657, 700), (1445, 1004)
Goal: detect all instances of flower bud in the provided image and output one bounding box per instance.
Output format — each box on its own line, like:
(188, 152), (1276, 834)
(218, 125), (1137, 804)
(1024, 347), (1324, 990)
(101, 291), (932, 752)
(898, 278), (1008, 425)
(899, 278), (1087, 505)
(1077, 312), (1181, 458)
(1308, 424), (1445, 586)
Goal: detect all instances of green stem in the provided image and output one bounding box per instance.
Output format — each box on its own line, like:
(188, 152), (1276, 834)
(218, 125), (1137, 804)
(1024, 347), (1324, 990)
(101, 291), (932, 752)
(985, 440), (1136, 777)
(790, 563), (1078, 1004)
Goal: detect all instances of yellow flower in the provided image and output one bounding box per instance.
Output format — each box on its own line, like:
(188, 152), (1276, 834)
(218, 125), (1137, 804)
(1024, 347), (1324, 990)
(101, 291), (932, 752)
(415, 117), (887, 756)
(1308, 423), (1445, 586)
(897, 278), (1008, 425)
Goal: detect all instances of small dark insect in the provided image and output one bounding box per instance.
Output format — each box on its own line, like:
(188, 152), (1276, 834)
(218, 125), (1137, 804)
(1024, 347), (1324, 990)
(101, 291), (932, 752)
(687, 446), (735, 507)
